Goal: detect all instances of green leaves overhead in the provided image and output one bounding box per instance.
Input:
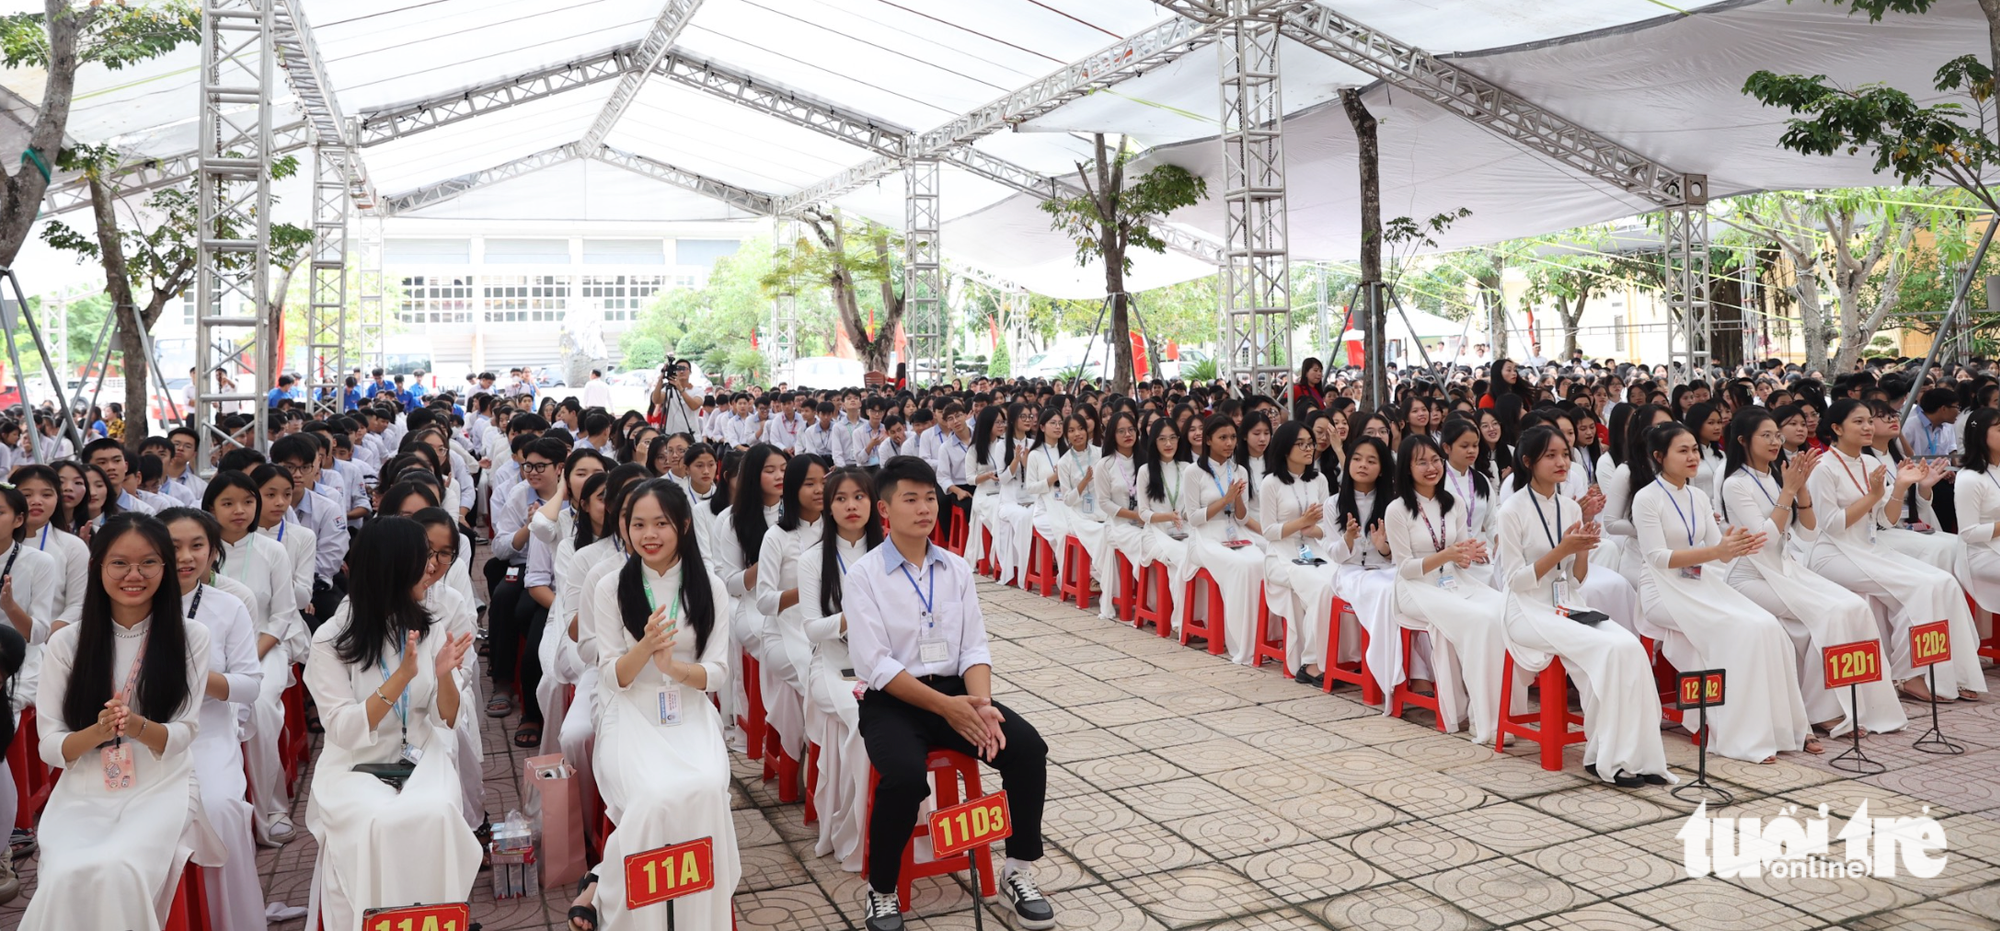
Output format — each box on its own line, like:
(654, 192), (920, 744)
(0, 1), (201, 71)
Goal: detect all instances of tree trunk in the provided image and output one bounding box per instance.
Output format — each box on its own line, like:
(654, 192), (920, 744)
(0, 2), (82, 267)
(1091, 133), (1136, 396)
(117, 302), (151, 443)
(1341, 91), (1386, 408)
(264, 260), (301, 380)
(1559, 294), (1585, 360)
(869, 232), (908, 376)
(1480, 274), (1508, 360)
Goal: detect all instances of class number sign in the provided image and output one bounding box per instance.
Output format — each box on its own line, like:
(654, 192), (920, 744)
(1674, 669), (1726, 710)
(625, 836), (717, 910)
(362, 903), (471, 931)
(928, 791), (1013, 860)
(1822, 639), (1885, 689)
(1910, 621), (1952, 668)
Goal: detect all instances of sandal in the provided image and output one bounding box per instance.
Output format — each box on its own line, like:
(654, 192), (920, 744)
(514, 723), (542, 748)
(487, 693), (514, 718)
(1803, 736), (1825, 755)
(568, 905), (599, 931)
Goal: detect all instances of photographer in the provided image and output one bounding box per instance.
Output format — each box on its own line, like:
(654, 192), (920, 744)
(652, 359), (703, 437)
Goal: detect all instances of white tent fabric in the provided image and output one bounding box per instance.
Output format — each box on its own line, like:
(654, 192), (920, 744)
(0, 0), (1985, 298)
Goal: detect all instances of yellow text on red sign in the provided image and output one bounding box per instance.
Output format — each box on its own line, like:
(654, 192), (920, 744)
(363, 903), (471, 931)
(625, 836), (716, 910)
(1823, 639), (1885, 689)
(928, 791), (1013, 860)
(1910, 621), (1952, 668)
(1674, 670), (1725, 710)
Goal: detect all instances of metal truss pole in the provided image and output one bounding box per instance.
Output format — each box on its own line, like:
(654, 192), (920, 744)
(308, 145), (349, 418)
(357, 214), (385, 376)
(770, 217), (798, 378)
(195, 0), (275, 466)
(1217, 5), (1292, 394)
(1662, 174), (1711, 383)
(903, 158), (944, 383)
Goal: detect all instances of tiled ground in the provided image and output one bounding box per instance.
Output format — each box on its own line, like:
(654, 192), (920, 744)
(3, 577), (1999, 930)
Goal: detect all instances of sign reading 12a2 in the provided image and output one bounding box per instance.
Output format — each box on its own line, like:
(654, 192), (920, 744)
(625, 836), (717, 909)
(363, 903), (471, 931)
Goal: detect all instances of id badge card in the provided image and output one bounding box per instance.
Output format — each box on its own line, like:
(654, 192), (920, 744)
(1679, 565), (1703, 581)
(1551, 576), (1569, 606)
(399, 742), (424, 765)
(1436, 571), (1459, 592)
(918, 637), (951, 665)
(656, 687), (683, 727)
(503, 565), (523, 584)
(101, 742), (135, 791)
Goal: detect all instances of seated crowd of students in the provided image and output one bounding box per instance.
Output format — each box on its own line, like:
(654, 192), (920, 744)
(0, 350), (1994, 931)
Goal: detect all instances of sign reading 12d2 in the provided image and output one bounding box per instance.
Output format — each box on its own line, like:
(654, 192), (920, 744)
(625, 836), (716, 910)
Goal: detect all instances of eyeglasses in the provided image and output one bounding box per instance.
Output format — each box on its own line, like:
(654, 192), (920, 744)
(106, 558), (166, 579)
(427, 548), (456, 564)
(521, 461), (554, 474)
(279, 462), (312, 476)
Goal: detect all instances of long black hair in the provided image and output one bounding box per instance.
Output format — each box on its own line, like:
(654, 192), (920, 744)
(75, 462), (119, 532)
(332, 517), (437, 670)
(817, 467), (883, 618)
(602, 463), (654, 538)
(616, 479), (716, 657)
(1029, 405), (1064, 452)
(1966, 408), (2000, 475)
(971, 404), (1007, 467)
(730, 443), (784, 562)
(0, 623), (21, 754)
(1235, 410), (1272, 473)
(1100, 409), (1140, 459)
(202, 470), (264, 530)
(1723, 406), (1783, 483)
(1394, 433), (1456, 520)
(1819, 397), (1869, 449)
(776, 454), (827, 532)
(1621, 403), (1673, 478)
(1605, 402), (1635, 467)
(1511, 424), (1571, 493)
(1684, 401), (1726, 456)
(1197, 414), (1239, 478)
(61, 514), (192, 733)
(1141, 417), (1188, 503)
(1627, 421), (1693, 511)
(573, 472), (611, 550)
(1337, 436), (1394, 530)
(1439, 418), (1492, 499)
(410, 507), (462, 570)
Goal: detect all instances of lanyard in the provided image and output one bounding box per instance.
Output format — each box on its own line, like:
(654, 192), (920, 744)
(116, 630), (149, 706)
(1530, 488), (1563, 549)
(1835, 449), (1869, 494)
(1655, 478), (1698, 546)
(1748, 471), (1778, 510)
(1417, 497), (1447, 553)
(186, 585), (204, 620)
(35, 524), (47, 551)
(641, 573), (684, 623)
(898, 560), (936, 626)
(1450, 468), (1477, 529)
(1043, 446), (1059, 481)
(376, 640), (408, 736)
(1163, 463), (1181, 509)
(1924, 421), (1944, 456)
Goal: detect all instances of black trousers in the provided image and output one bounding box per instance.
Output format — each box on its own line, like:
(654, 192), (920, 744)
(485, 559), (527, 687)
(308, 573), (346, 632)
(858, 676), (1046, 893)
(1932, 477), (1959, 534)
(946, 484), (975, 527)
(517, 599), (550, 726)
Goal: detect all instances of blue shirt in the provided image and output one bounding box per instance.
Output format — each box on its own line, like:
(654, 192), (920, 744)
(342, 387), (362, 411)
(266, 387), (289, 409)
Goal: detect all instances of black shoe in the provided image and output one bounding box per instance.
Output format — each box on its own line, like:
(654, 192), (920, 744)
(862, 888), (904, 931)
(1293, 668), (1324, 687)
(1584, 763), (1599, 778)
(1642, 772), (1671, 786)
(1612, 770), (1645, 788)
(1000, 867), (1056, 930)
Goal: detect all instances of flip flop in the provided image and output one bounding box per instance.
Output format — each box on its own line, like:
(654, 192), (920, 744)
(514, 723), (542, 748)
(486, 694), (514, 717)
(568, 905), (599, 931)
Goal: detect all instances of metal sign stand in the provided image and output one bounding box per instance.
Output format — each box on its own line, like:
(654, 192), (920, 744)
(1669, 671), (1731, 807)
(1912, 664), (1966, 756)
(1826, 681), (1885, 774)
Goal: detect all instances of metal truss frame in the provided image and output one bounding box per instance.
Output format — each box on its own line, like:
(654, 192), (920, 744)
(271, 0), (376, 208)
(770, 216), (798, 375)
(1217, 7), (1292, 392)
(357, 48), (635, 146)
(1662, 174), (1712, 380)
(578, 0), (703, 152)
(381, 144), (582, 215)
(904, 158), (946, 377)
(307, 145), (349, 417)
(41, 119), (310, 217)
(195, 0), (275, 465)
(592, 145), (775, 215)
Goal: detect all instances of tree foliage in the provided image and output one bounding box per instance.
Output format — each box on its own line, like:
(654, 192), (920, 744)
(764, 211), (905, 373)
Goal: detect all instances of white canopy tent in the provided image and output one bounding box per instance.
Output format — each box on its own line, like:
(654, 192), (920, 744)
(1, 0), (1981, 299)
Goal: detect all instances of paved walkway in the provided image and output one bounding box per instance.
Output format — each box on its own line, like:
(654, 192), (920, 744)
(3, 578), (1997, 930)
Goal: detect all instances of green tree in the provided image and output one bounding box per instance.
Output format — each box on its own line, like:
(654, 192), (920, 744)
(988, 338), (1010, 378)
(42, 144), (309, 441)
(1040, 133), (1208, 394)
(765, 212), (904, 373)
(0, 2), (201, 270)
(1520, 232), (1619, 360)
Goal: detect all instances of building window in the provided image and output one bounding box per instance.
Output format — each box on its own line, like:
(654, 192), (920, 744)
(181, 291), (194, 326)
(398, 274), (474, 323)
(1613, 314), (1627, 348)
(582, 274), (665, 322)
(485, 275), (569, 323)
(673, 273), (698, 290)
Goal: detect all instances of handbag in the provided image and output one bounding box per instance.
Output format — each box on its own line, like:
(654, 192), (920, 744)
(526, 753), (587, 887)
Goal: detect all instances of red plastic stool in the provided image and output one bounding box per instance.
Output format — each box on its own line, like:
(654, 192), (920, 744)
(1058, 536), (1095, 610)
(1250, 586), (1288, 670)
(280, 671), (309, 790)
(804, 742), (821, 825)
(763, 725), (802, 804)
(1319, 598), (1382, 705)
(1131, 562), (1174, 637)
(7, 707), (50, 830)
(1180, 569), (1226, 655)
(1972, 593), (2000, 663)
(863, 749), (999, 912)
(1642, 636), (1704, 745)
(738, 650), (766, 761)
(1386, 626), (1447, 731)
(974, 527), (998, 579)
(1495, 653), (1586, 770)
(164, 863), (212, 931)
(1111, 552), (1141, 622)
(945, 507), (969, 555)
(1021, 532), (1059, 597)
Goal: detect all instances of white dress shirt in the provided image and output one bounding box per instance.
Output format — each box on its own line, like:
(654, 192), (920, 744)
(842, 541), (992, 690)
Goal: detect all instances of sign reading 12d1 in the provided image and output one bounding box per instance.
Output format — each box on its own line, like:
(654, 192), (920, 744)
(363, 903), (472, 931)
(625, 836), (716, 910)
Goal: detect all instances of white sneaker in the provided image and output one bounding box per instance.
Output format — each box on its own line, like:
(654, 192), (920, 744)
(861, 887), (904, 931)
(1000, 866), (1055, 930)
